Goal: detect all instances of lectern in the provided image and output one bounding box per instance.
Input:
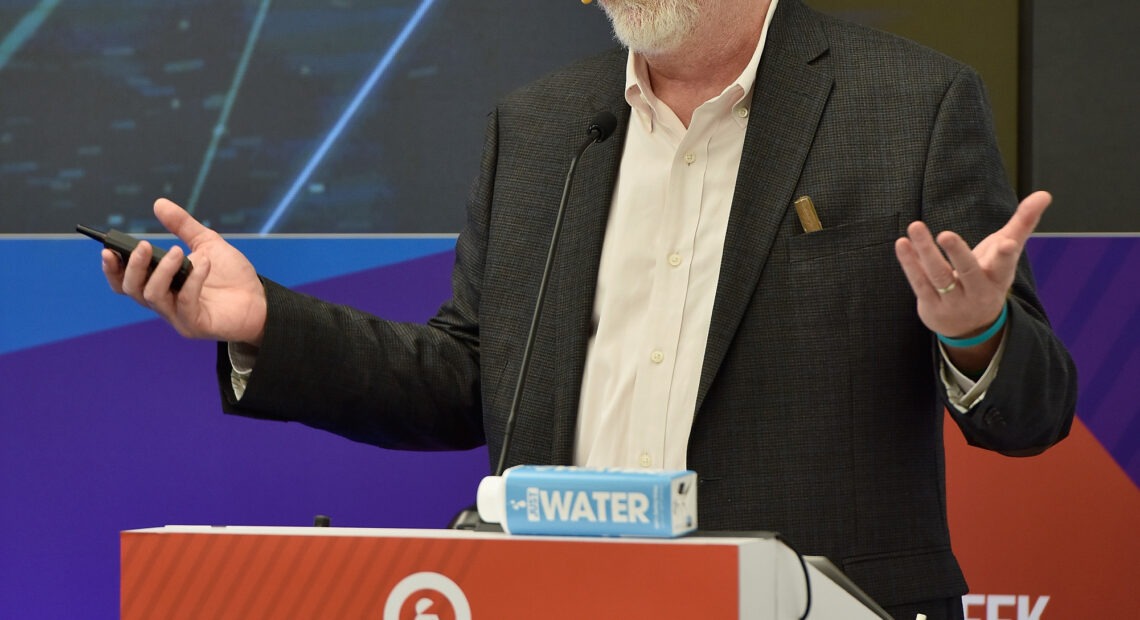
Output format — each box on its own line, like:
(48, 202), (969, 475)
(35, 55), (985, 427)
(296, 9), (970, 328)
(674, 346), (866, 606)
(121, 526), (886, 619)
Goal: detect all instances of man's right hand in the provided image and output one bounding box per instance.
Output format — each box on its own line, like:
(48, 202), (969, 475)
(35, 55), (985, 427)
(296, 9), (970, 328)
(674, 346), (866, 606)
(103, 198), (268, 347)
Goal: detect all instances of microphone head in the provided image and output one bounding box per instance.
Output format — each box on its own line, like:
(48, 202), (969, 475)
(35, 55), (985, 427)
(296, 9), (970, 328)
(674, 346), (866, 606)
(588, 111), (618, 143)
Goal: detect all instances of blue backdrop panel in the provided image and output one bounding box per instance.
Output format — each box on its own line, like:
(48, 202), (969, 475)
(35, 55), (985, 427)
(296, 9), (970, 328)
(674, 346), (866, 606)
(0, 237), (486, 619)
(0, 236), (457, 355)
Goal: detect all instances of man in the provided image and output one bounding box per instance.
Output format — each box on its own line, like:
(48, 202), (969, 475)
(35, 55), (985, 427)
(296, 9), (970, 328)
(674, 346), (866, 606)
(102, 1), (1076, 618)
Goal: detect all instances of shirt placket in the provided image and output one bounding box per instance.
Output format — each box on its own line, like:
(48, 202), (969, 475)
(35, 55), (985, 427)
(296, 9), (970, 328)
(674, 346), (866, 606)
(627, 122), (712, 470)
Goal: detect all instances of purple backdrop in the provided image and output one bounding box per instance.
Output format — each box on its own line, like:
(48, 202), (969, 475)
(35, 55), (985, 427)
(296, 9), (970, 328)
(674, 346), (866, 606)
(1, 236), (1138, 618)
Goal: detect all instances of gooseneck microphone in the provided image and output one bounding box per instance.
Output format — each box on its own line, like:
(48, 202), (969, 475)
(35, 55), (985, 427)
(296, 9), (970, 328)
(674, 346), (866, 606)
(585, 112), (619, 148)
(449, 111), (617, 531)
(494, 110), (617, 477)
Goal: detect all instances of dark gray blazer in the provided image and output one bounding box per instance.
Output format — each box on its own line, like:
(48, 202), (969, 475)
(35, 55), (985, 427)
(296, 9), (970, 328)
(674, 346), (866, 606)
(220, 0), (1077, 608)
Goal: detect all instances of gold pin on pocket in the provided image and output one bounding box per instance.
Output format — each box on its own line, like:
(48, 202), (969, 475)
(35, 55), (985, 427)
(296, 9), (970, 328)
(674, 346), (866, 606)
(794, 195), (823, 233)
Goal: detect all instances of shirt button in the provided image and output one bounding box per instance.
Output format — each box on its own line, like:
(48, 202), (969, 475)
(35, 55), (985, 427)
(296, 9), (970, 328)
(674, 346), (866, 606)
(639, 453), (653, 468)
(668, 253), (682, 267)
(684, 152), (696, 165)
(736, 107), (749, 118)
(650, 350), (664, 364)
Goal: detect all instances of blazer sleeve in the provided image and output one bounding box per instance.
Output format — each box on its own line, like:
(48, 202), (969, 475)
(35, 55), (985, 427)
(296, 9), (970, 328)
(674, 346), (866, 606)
(920, 66), (1077, 455)
(213, 110), (505, 452)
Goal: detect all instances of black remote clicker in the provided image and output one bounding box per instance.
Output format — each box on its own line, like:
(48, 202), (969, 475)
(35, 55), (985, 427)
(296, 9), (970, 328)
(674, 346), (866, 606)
(77, 224), (194, 292)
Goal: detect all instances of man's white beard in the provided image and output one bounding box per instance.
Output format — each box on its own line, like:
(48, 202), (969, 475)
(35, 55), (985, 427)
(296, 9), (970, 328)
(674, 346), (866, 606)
(600, 0), (701, 55)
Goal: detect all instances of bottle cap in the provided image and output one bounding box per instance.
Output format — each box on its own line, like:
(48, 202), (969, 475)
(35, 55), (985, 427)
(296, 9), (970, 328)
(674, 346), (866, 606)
(476, 475), (505, 524)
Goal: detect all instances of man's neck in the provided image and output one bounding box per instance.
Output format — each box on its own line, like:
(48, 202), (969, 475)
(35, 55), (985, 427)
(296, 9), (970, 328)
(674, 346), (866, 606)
(642, 0), (772, 127)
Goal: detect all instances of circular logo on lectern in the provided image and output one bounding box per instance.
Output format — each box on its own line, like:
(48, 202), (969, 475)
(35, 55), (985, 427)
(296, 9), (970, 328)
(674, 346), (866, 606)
(383, 572), (471, 620)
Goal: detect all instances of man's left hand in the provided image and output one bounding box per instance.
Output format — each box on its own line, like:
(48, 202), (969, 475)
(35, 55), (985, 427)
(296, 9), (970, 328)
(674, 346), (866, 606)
(894, 190), (1051, 340)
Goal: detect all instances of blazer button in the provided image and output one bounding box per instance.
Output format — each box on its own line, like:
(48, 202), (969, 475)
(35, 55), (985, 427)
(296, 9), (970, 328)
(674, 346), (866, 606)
(983, 408), (1007, 428)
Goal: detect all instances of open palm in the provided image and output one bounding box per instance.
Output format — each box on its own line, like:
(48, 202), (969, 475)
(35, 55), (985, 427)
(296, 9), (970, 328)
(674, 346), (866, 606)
(895, 191), (1051, 339)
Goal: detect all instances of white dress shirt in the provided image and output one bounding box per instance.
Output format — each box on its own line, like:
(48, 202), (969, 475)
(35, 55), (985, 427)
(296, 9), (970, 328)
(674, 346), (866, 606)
(574, 1), (782, 471)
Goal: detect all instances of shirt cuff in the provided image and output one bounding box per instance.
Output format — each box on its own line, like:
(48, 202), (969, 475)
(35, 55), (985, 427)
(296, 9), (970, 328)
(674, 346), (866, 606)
(227, 341), (258, 401)
(939, 328), (1007, 413)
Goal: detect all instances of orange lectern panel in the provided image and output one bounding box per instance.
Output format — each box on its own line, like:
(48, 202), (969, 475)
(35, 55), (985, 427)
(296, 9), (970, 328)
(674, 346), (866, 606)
(121, 526), (771, 619)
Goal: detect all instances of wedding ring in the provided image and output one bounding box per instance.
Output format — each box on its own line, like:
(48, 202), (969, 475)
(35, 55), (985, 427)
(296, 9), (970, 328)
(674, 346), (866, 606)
(935, 279), (957, 295)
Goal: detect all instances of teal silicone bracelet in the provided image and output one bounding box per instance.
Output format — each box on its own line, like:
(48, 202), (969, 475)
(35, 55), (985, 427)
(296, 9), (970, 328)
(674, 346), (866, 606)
(937, 302), (1009, 348)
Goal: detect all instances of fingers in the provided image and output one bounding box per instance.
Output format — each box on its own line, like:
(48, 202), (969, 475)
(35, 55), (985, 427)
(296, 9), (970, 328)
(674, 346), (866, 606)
(898, 194), (1048, 337)
(119, 240), (154, 300)
(177, 253), (211, 330)
(1000, 190), (1051, 247)
(154, 198), (214, 249)
(935, 231), (983, 289)
(894, 237), (938, 300)
(142, 244), (187, 319)
(101, 249), (125, 294)
(904, 221), (958, 292)
(119, 240), (183, 308)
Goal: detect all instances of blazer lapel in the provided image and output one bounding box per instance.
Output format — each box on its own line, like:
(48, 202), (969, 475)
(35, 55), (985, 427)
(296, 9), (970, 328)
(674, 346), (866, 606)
(695, 0), (834, 414)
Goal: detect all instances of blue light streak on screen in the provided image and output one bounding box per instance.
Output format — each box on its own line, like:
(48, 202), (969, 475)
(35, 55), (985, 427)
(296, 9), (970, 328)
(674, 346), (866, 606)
(259, 0), (437, 234)
(0, 0), (61, 72)
(185, 0), (274, 215)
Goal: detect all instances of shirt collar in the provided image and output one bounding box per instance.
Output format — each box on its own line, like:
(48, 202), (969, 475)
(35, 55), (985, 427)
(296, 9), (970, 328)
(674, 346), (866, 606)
(624, 0), (779, 132)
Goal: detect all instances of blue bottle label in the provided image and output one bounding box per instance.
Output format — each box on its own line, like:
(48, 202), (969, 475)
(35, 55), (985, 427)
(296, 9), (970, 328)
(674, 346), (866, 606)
(500, 466), (697, 538)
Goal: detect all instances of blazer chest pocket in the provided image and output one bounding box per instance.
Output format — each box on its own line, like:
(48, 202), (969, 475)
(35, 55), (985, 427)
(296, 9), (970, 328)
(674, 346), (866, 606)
(785, 212), (900, 263)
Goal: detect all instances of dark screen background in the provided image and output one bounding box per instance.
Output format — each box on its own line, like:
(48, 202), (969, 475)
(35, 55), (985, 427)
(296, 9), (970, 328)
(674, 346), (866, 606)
(3, 1), (1132, 234)
(0, 0), (616, 234)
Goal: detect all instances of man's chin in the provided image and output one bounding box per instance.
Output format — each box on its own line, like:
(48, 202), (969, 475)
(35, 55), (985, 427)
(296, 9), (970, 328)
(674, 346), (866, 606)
(610, 30), (689, 55)
(607, 16), (689, 54)
(601, 0), (698, 56)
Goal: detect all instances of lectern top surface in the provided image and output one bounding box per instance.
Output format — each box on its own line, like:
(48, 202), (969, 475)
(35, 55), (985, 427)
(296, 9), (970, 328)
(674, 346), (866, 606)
(125, 525), (772, 546)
